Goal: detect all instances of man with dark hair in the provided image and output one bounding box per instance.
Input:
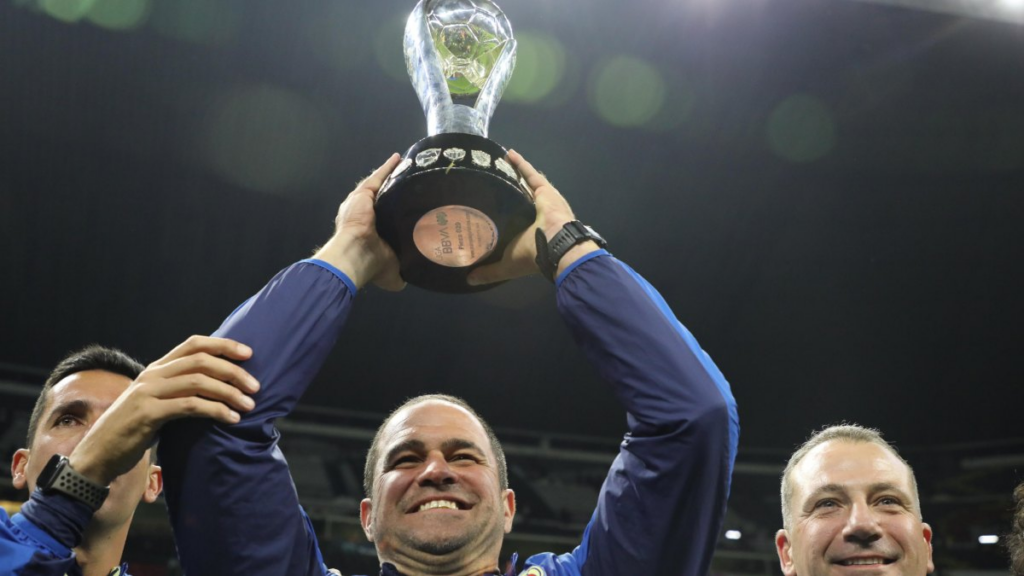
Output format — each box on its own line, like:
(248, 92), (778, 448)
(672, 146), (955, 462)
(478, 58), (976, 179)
(159, 151), (739, 576)
(361, 394), (508, 499)
(1009, 482), (1024, 576)
(775, 424), (934, 576)
(23, 345), (148, 451)
(1, 336), (259, 576)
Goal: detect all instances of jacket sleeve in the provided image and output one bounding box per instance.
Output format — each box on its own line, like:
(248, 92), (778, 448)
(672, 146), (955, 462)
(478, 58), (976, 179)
(0, 490), (92, 576)
(157, 259), (357, 576)
(523, 252), (740, 576)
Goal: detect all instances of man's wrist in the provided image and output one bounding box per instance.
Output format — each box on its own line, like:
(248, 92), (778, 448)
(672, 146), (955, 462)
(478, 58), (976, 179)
(67, 449), (110, 487)
(556, 241), (600, 278)
(536, 220), (606, 281)
(38, 455), (109, 512)
(312, 236), (376, 290)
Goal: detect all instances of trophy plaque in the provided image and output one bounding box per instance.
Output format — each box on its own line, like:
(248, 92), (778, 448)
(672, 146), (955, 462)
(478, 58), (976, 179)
(375, 0), (536, 293)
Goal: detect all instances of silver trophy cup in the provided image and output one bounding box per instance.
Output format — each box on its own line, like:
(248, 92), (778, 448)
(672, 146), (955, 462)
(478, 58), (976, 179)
(375, 0), (536, 293)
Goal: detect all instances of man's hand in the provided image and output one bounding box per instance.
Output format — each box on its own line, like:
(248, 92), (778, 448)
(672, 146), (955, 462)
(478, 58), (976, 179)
(313, 154), (406, 291)
(68, 336), (260, 486)
(467, 150), (598, 285)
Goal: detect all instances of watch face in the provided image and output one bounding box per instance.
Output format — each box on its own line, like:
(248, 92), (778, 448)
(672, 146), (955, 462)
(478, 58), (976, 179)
(37, 454), (67, 488)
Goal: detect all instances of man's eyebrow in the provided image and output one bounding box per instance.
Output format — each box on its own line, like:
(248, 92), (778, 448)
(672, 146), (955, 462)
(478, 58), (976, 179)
(868, 482), (911, 499)
(803, 483), (846, 503)
(803, 482), (912, 503)
(441, 438), (485, 455)
(383, 439), (425, 466)
(46, 399), (91, 423)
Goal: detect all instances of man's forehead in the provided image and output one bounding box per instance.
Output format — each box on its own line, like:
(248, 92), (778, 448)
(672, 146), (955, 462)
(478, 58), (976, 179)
(382, 400), (489, 448)
(47, 370), (131, 409)
(793, 440), (911, 497)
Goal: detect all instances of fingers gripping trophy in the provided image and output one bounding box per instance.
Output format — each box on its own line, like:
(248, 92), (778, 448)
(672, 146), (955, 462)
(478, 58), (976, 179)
(375, 0), (536, 293)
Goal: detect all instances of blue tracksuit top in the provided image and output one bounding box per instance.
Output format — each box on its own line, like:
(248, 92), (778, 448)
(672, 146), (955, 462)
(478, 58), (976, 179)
(0, 251), (738, 576)
(159, 251), (739, 576)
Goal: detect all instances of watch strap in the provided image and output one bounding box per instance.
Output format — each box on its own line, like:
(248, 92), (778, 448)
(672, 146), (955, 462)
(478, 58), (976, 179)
(535, 221), (607, 283)
(38, 455), (109, 512)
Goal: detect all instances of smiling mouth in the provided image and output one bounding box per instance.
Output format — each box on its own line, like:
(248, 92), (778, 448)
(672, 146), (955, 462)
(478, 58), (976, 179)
(413, 499), (468, 513)
(838, 558), (895, 567)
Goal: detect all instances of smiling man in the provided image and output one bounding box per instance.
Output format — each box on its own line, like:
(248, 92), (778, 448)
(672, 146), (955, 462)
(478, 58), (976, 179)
(158, 151), (739, 576)
(360, 395), (515, 574)
(775, 425), (934, 576)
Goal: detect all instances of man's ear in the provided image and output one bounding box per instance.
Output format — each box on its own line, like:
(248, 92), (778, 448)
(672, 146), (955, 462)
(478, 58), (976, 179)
(922, 522), (935, 574)
(502, 489), (516, 533)
(776, 529), (798, 576)
(143, 465), (163, 504)
(360, 498), (375, 542)
(11, 449), (30, 491)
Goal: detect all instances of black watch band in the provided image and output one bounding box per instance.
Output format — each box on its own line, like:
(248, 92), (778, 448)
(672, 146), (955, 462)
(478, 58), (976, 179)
(535, 221), (607, 282)
(37, 454), (109, 512)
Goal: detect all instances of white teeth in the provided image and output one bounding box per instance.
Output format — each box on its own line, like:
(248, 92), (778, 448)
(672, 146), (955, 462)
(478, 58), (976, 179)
(842, 559), (886, 566)
(418, 500), (458, 512)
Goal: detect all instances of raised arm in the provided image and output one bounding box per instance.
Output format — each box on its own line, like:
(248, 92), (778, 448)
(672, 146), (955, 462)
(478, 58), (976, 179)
(470, 152), (739, 576)
(158, 155), (403, 575)
(552, 254), (738, 576)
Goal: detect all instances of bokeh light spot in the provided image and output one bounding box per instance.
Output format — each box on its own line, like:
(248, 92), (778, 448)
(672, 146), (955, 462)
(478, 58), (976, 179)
(204, 85), (330, 195)
(504, 31), (566, 105)
(41, 0), (96, 23)
(86, 0), (150, 30)
(645, 72), (697, 132)
(589, 55), (666, 128)
(766, 94), (837, 163)
(150, 0), (238, 46)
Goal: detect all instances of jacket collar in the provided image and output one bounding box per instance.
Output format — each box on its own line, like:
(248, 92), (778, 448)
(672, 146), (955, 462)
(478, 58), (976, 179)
(379, 558), (515, 576)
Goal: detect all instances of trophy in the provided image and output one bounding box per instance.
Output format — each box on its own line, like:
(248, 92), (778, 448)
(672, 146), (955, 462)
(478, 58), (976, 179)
(375, 0), (536, 293)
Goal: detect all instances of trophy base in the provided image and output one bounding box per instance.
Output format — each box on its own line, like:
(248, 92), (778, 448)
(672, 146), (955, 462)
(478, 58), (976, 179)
(375, 133), (536, 294)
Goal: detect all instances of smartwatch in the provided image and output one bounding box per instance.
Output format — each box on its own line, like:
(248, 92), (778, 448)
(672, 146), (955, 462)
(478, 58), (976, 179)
(36, 454), (109, 512)
(535, 220), (607, 282)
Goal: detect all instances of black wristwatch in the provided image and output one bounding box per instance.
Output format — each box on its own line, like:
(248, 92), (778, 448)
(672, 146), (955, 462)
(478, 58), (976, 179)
(37, 454), (109, 512)
(535, 220), (607, 282)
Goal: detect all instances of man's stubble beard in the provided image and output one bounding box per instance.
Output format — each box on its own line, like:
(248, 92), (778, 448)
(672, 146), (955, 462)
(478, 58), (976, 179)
(378, 502), (505, 559)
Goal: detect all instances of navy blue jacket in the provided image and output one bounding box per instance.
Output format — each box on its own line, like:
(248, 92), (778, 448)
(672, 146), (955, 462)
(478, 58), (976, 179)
(0, 489), (129, 575)
(152, 250), (737, 576)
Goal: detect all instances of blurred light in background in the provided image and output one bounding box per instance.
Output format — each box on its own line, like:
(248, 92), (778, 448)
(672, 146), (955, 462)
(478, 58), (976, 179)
(643, 70), (697, 133)
(38, 0), (94, 22)
(725, 530), (742, 540)
(848, 0), (1024, 24)
(24, 0), (151, 30)
(150, 0), (239, 46)
(374, 12), (411, 84)
(766, 94), (837, 163)
(588, 55), (666, 128)
(203, 85), (330, 195)
(504, 31), (566, 106)
(978, 535), (999, 545)
(86, 0), (149, 30)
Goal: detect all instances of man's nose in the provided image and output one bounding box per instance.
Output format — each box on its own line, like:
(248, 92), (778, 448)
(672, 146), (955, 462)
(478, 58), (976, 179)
(843, 501), (882, 545)
(417, 452), (456, 486)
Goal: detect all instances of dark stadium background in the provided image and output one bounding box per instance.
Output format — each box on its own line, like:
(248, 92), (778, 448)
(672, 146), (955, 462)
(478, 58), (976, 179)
(1, 0), (1022, 574)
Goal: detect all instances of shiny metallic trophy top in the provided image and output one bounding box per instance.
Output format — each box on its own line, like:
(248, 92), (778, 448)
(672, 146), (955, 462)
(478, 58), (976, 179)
(375, 0), (536, 294)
